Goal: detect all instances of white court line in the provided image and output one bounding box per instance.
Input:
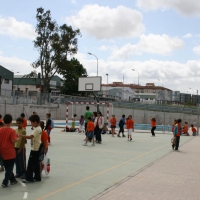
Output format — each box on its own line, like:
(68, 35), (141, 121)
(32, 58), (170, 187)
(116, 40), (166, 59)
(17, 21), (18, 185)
(23, 192), (28, 199)
(20, 181), (26, 187)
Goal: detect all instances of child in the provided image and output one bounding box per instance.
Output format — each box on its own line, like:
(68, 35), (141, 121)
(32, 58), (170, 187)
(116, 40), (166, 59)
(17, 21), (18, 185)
(0, 114), (3, 123)
(126, 115), (134, 141)
(110, 115), (117, 137)
(0, 114), (19, 187)
(172, 119), (177, 133)
(20, 113), (27, 130)
(20, 115), (42, 183)
(45, 113), (52, 144)
(151, 118), (156, 136)
(191, 124), (197, 136)
(78, 115), (84, 133)
(118, 114), (126, 137)
(31, 112), (37, 130)
(0, 122), (4, 172)
(14, 117), (26, 179)
(182, 122), (189, 136)
(172, 119), (182, 150)
(71, 114), (77, 132)
(83, 117), (95, 146)
(40, 121), (48, 172)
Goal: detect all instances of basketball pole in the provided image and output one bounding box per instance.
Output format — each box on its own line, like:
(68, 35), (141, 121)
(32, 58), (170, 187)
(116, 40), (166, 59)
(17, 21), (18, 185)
(93, 92), (100, 112)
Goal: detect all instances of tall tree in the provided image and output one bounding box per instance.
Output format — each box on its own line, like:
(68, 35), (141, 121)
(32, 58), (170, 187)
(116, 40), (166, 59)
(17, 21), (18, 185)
(32, 7), (81, 92)
(61, 58), (87, 95)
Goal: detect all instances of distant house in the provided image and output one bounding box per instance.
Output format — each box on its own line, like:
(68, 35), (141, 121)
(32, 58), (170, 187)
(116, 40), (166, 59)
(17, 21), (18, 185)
(0, 65), (13, 96)
(13, 75), (63, 96)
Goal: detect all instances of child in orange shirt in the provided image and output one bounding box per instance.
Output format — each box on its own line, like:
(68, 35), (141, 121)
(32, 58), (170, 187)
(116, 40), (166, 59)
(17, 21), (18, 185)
(126, 115), (134, 141)
(182, 122), (189, 136)
(83, 117), (95, 146)
(20, 113), (27, 130)
(40, 121), (48, 172)
(151, 118), (156, 136)
(110, 115), (117, 137)
(191, 124), (197, 136)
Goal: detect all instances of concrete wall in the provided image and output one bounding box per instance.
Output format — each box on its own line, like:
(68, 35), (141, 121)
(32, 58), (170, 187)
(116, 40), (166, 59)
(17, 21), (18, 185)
(0, 103), (198, 125)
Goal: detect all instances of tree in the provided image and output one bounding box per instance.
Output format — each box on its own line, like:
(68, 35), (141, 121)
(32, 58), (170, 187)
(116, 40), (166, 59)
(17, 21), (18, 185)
(61, 58), (87, 95)
(32, 7), (81, 92)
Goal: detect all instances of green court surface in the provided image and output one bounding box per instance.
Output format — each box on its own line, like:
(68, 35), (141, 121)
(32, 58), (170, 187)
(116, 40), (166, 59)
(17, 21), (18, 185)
(0, 127), (191, 200)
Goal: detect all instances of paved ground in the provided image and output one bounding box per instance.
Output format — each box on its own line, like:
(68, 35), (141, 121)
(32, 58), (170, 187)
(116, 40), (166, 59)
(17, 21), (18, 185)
(0, 127), (195, 200)
(92, 137), (200, 200)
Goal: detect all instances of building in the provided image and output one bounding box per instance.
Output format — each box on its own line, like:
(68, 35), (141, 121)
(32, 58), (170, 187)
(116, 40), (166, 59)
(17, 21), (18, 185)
(13, 75), (63, 96)
(0, 65), (13, 96)
(101, 82), (172, 103)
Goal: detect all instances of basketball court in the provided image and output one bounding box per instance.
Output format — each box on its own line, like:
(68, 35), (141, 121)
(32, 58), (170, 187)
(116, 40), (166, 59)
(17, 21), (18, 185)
(0, 126), (191, 200)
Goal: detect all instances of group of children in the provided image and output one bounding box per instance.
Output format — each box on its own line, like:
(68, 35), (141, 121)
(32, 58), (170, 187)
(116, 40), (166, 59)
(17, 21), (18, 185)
(0, 112), (52, 187)
(82, 113), (135, 146)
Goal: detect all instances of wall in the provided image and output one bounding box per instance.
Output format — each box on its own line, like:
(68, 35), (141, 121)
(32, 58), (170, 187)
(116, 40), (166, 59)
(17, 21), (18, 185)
(0, 103), (198, 125)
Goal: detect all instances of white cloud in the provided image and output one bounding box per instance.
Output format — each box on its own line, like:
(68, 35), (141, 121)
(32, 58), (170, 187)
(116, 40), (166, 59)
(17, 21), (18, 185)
(183, 33), (193, 38)
(193, 45), (200, 55)
(0, 16), (36, 39)
(66, 4), (145, 39)
(74, 52), (200, 93)
(71, 0), (76, 4)
(109, 34), (184, 60)
(137, 0), (200, 16)
(0, 55), (32, 74)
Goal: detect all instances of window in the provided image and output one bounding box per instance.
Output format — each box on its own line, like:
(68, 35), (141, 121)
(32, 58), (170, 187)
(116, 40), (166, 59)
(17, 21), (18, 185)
(4, 79), (9, 84)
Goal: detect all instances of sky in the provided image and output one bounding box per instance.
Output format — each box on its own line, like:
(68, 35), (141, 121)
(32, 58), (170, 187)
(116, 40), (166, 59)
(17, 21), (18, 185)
(0, 0), (200, 94)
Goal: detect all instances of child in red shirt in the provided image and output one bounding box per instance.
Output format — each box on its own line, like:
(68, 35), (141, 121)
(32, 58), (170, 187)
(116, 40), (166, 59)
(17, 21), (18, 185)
(191, 124), (197, 136)
(0, 114), (19, 187)
(83, 117), (95, 146)
(110, 115), (117, 137)
(126, 115), (134, 141)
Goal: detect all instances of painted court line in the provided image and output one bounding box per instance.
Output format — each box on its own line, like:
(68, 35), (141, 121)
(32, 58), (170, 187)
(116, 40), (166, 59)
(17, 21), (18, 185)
(20, 181), (26, 187)
(23, 192), (28, 199)
(36, 143), (169, 200)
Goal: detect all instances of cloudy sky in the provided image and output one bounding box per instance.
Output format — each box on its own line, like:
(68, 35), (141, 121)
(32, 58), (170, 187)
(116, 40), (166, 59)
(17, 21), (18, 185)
(1, 0), (200, 94)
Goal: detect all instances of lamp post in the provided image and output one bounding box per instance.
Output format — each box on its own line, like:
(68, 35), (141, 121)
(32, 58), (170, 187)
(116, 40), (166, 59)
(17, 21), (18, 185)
(158, 79), (164, 87)
(88, 52), (98, 76)
(106, 73), (108, 97)
(132, 69), (139, 85)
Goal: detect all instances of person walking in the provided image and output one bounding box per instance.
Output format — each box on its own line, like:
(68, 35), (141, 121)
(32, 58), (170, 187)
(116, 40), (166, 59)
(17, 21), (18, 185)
(117, 115), (126, 137)
(94, 112), (104, 144)
(84, 106), (93, 134)
(151, 118), (156, 136)
(126, 115), (134, 141)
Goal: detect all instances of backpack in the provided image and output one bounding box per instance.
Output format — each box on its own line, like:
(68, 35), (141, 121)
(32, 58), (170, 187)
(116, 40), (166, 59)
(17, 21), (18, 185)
(119, 119), (123, 127)
(50, 119), (54, 129)
(38, 143), (44, 162)
(173, 126), (178, 135)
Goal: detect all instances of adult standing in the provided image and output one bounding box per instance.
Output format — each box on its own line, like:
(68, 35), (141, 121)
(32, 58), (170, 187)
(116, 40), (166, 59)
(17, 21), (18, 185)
(84, 106), (93, 134)
(94, 112), (104, 144)
(151, 118), (156, 136)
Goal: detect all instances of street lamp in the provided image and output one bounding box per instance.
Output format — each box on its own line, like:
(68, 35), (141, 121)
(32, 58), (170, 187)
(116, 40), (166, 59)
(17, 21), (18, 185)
(132, 69), (139, 85)
(106, 73), (108, 97)
(88, 52), (98, 76)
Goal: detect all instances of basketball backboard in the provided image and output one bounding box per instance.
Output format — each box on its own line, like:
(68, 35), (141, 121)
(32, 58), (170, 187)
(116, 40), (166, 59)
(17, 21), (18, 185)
(78, 76), (102, 92)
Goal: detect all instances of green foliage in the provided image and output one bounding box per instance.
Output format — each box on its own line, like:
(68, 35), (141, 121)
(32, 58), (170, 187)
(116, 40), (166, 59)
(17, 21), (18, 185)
(61, 58), (87, 95)
(32, 7), (81, 92)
